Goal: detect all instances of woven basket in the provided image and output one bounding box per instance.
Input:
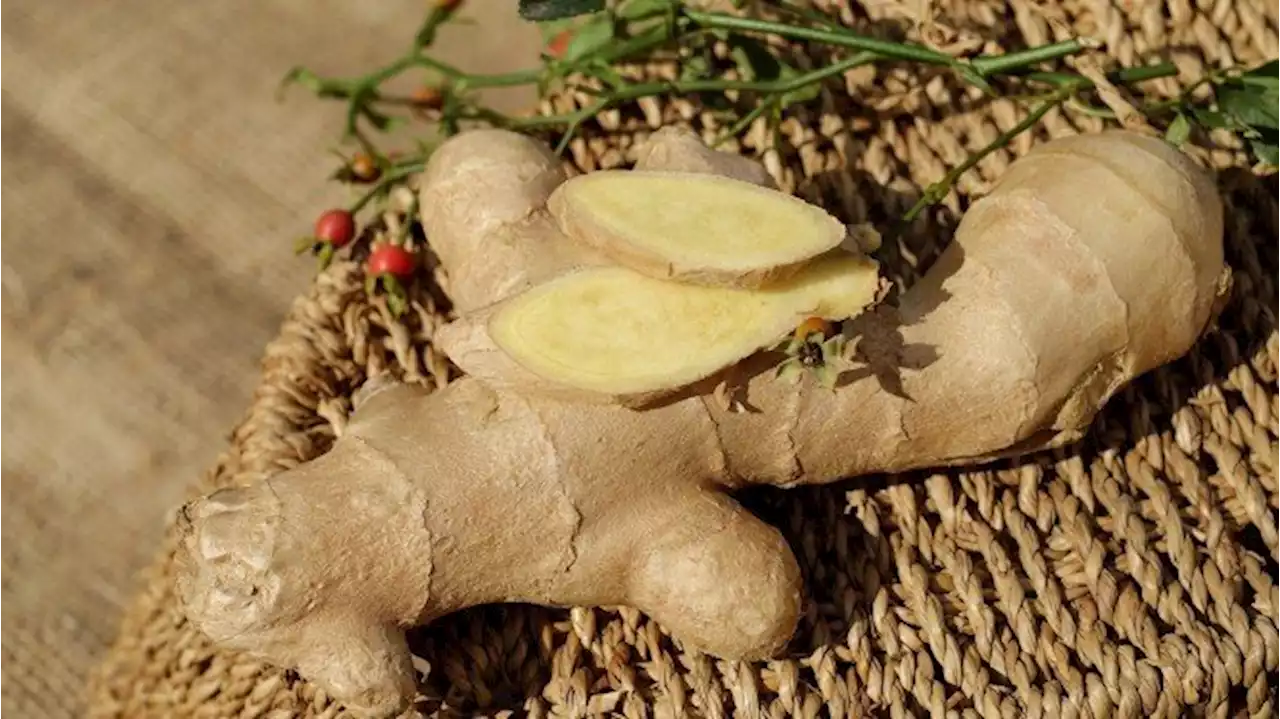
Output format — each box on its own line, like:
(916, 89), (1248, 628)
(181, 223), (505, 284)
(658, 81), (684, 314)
(88, 1), (1279, 717)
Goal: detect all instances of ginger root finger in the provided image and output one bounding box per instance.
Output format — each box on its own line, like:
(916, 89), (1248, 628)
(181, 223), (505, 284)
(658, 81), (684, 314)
(626, 486), (802, 660)
(176, 381), (803, 718)
(633, 126), (777, 188)
(174, 448), (430, 719)
(437, 252), (880, 405)
(418, 129), (598, 313)
(548, 170), (847, 288)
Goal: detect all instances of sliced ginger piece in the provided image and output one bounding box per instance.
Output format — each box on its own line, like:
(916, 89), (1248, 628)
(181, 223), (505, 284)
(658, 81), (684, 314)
(438, 252), (880, 406)
(547, 171), (847, 288)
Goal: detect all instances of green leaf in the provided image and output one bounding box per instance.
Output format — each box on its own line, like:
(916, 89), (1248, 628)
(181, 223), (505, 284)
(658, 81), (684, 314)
(1240, 60), (1279, 90)
(562, 14), (615, 62)
(1191, 107), (1236, 130)
(585, 60), (626, 88)
(1250, 137), (1278, 166)
(361, 106), (405, 132)
(813, 364), (838, 390)
(536, 17), (578, 43)
(779, 70), (820, 108)
(413, 6), (449, 48)
(679, 54), (711, 82)
(316, 243), (336, 271)
(728, 37), (782, 82)
(955, 64), (995, 95)
(279, 66), (317, 92)
(519, 0), (604, 21)
(776, 360), (803, 383)
(1247, 125), (1279, 166)
(1165, 112), (1192, 147)
(279, 66), (344, 99)
(617, 0), (671, 20)
(1218, 81), (1279, 130)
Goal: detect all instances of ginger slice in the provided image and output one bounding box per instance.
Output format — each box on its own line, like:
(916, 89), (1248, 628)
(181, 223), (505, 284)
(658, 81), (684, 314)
(483, 252), (879, 401)
(548, 171), (847, 288)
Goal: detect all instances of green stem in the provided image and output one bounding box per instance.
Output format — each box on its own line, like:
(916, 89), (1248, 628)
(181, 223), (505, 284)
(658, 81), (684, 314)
(684, 9), (958, 66)
(407, 56), (543, 88)
(398, 193), (421, 244)
(903, 82), (1079, 221)
(685, 9), (1097, 81)
(969, 39), (1089, 76)
(350, 163), (426, 214)
(714, 95), (778, 146)
(1019, 61), (1178, 88)
(413, 3), (457, 49)
(552, 99), (612, 155)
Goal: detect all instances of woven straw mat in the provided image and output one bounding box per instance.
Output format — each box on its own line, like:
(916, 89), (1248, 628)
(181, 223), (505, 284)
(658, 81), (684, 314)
(88, 2), (1279, 717)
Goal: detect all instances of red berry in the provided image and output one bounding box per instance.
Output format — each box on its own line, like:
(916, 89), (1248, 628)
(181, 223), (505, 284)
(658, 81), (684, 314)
(546, 30), (572, 59)
(368, 244), (416, 278)
(435, 0), (463, 10)
(314, 209), (356, 247)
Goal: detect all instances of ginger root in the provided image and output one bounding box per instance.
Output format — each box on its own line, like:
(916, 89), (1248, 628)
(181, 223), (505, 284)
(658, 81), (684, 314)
(548, 170), (848, 287)
(175, 128), (1225, 718)
(438, 252), (879, 405)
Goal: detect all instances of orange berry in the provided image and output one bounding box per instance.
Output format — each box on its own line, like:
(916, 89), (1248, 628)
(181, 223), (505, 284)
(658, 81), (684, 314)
(411, 85), (444, 110)
(794, 317), (832, 341)
(350, 153), (380, 183)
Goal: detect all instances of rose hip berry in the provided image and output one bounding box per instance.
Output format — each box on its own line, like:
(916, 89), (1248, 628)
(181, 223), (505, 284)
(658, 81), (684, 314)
(314, 209), (356, 247)
(794, 316), (833, 342)
(350, 153), (381, 183)
(412, 86), (444, 111)
(368, 244), (416, 279)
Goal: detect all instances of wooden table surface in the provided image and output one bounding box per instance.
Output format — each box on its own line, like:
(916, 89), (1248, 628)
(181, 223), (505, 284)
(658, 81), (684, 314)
(0, 2), (538, 714)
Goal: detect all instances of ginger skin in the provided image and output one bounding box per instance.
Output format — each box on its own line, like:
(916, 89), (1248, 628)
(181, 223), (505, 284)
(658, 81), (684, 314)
(175, 128), (1225, 717)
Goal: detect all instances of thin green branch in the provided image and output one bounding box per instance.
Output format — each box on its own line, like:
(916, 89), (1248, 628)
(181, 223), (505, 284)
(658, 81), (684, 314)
(903, 82), (1080, 221)
(683, 10), (958, 66)
(350, 163), (427, 214)
(714, 95), (778, 146)
(1019, 61), (1178, 88)
(969, 40), (1089, 76)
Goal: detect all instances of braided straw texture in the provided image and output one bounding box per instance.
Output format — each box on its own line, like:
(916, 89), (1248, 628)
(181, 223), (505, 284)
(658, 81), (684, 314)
(88, 1), (1278, 717)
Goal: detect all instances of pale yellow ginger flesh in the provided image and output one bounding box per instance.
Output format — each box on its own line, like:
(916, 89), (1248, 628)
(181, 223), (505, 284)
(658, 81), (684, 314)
(548, 170), (847, 287)
(174, 129), (1227, 719)
(490, 253), (879, 396)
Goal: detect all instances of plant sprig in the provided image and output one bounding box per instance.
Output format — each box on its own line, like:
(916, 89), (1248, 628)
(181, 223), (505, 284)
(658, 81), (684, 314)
(288, 0), (1274, 271)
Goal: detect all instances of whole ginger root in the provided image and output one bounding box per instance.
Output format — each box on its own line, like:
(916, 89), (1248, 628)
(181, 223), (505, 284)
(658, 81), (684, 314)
(175, 127), (1225, 717)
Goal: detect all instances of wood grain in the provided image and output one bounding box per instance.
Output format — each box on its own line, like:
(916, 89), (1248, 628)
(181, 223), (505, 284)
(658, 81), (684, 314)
(0, 2), (538, 715)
